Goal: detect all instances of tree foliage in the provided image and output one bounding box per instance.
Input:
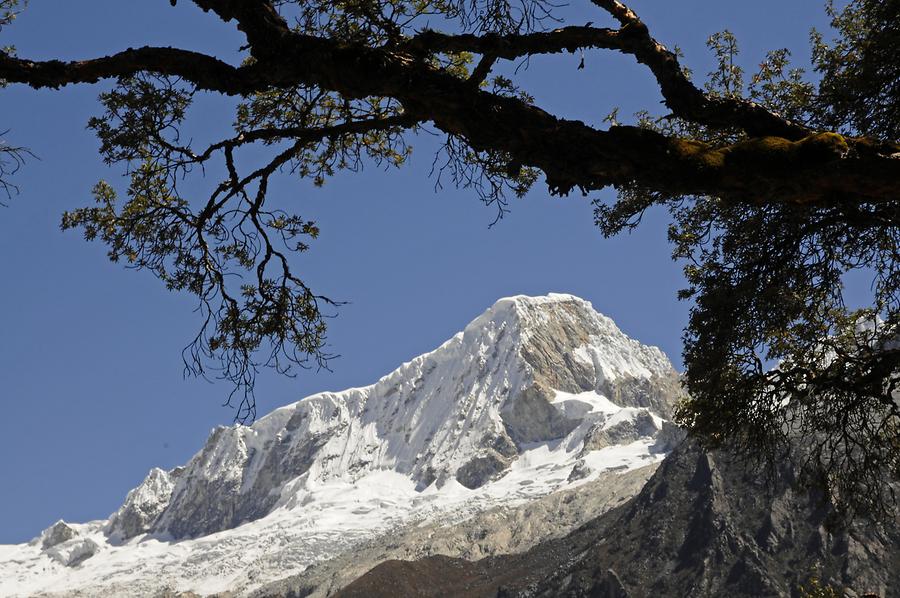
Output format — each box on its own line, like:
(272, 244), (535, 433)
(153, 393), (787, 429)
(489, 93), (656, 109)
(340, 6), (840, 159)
(1, 0), (898, 514)
(598, 5), (900, 517)
(813, 0), (900, 140)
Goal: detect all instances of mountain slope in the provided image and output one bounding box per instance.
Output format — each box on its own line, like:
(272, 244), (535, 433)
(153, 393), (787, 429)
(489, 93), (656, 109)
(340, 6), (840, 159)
(338, 441), (900, 598)
(250, 464), (658, 598)
(0, 294), (684, 598)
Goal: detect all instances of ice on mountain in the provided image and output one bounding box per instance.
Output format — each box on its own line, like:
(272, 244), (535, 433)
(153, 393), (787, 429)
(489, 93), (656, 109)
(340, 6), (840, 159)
(46, 538), (100, 567)
(0, 293), (686, 597)
(143, 294), (682, 540)
(106, 467), (179, 540)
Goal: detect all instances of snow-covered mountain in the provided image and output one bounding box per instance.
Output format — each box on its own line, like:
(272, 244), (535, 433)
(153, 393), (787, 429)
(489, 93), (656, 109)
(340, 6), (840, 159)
(0, 293), (685, 597)
(339, 441), (900, 598)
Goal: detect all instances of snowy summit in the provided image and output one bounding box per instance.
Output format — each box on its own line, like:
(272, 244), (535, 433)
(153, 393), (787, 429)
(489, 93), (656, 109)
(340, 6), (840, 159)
(0, 293), (685, 597)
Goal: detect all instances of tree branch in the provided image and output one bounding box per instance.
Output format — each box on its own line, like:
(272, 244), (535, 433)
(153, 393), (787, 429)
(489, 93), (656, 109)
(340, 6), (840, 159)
(0, 130), (32, 203)
(405, 3), (810, 139)
(589, 0), (810, 139)
(0, 46), (264, 94)
(3, 3), (898, 214)
(188, 0), (291, 56)
(197, 112), (418, 223)
(403, 26), (623, 59)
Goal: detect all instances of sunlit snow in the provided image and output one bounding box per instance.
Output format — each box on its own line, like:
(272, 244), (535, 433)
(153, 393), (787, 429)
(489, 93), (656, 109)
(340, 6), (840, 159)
(0, 294), (677, 597)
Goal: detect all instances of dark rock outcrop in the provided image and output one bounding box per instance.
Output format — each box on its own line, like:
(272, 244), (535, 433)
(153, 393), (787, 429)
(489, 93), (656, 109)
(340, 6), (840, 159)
(335, 441), (900, 598)
(501, 384), (580, 446)
(582, 411), (659, 451)
(41, 521), (77, 549)
(516, 298), (684, 420)
(456, 452), (513, 489)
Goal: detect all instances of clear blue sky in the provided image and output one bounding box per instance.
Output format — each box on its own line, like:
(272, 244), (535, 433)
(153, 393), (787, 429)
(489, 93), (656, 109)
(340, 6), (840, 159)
(0, 1), (834, 543)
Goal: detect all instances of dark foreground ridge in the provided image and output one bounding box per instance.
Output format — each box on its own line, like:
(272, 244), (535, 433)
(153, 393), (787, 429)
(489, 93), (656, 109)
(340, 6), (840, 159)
(334, 441), (900, 598)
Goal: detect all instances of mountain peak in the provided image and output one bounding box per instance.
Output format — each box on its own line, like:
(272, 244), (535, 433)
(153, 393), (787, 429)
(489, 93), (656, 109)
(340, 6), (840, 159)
(146, 293), (682, 540)
(489, 292), (590, 309)
(467, 293), (596, 331)
(1, 294), (686, 597)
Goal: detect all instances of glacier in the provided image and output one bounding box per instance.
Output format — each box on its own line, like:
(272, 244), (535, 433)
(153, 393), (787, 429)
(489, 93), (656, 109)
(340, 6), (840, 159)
(0, 293), (685, 597)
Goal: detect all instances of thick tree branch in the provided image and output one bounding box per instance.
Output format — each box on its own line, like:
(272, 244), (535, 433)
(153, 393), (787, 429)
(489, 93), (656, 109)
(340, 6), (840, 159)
(188, 0), (291, 56)
(0, 47), (263, 94)
(3, 4), (898, 210)
(405, 4), (809, 139)
(418, 87), (900, 205)
(468, 53), (497, 86)
(404, 26), (622, 59)
(589, 0), (810, 139)
(235, 36), (898, 205)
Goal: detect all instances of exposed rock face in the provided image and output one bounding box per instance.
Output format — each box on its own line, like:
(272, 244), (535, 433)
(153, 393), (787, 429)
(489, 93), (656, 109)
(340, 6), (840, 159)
(517, 298), (684, 419)
(154, 424), (334, 540)
(106, 467), (179, 540)
(501, 384), (580, 446)
(143, 294), (683, 541)
(523, 442), (900, 598)
(336, 441), (900, 598)
(597, 372), (683, 420)
(41, 521), (77, 550)
(251, 465), (658, 598)
(46, 538), (99, 567)
(651, 420), (686, 453)
(0, 294), (687, 597)
(582, 410), (659, 451)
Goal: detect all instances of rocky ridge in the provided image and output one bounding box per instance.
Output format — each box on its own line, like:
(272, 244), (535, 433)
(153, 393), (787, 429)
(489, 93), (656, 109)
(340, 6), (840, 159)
(252, 464), (658, 598)
(338, 441), (900, 598)
(0, 294), (684, 597)
(120, 294), (681, 542)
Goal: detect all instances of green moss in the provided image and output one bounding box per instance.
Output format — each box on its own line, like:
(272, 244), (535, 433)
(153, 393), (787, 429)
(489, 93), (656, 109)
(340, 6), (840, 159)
(718, 132), (849, 171)
(665, 132), (850, 178)
(670, 138), (725, 169)
(728, 136), (795, 159)
(798, 131), (849, 157)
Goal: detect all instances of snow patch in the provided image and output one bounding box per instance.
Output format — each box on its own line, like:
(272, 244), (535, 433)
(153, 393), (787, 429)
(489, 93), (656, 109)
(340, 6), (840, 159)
(0, 294), (681, 597)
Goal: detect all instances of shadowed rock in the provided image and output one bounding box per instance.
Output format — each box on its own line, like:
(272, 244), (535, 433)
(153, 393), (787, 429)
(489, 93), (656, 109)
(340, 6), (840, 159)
(41, 521), (78, 550)
(140, 295), (685, 541)
(106, 467), (181, 540)
(582, 410), (660, 451)
(334, 441), (900, 598)
(501, 384), (579, 446)
(456, 452), (513, 489)
(46, 538), (100, 567)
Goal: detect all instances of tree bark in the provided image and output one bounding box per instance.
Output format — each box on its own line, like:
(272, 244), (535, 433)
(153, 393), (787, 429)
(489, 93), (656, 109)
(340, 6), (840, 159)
(1, 0), (898, 207)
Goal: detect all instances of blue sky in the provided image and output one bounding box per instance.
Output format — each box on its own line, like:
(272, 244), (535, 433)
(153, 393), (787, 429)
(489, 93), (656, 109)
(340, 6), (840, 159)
(0, 1), (834, 542)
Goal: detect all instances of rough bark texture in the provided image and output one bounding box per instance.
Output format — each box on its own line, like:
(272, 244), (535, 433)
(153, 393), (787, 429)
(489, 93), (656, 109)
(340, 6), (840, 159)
(1, 0), (898, 207)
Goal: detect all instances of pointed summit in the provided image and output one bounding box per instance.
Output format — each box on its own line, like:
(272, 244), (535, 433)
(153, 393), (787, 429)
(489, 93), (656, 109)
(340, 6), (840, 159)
(142, 293), (684, 540)
(1, 294), (685, 598)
